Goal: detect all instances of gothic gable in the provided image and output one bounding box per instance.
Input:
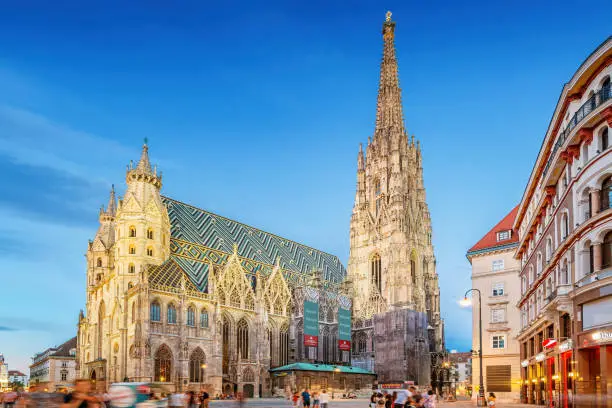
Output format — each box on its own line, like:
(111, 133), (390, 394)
(263, 261), (292, 316)
(214, 245), (256, 311)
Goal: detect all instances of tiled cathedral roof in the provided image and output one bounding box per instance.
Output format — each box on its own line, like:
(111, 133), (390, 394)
(152, 197), (347, 292)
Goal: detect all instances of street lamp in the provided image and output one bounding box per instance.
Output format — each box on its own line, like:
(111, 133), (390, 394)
(461, 288), (485, 407)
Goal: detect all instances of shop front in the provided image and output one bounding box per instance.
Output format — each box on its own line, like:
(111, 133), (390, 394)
(574, 285), (612, 408)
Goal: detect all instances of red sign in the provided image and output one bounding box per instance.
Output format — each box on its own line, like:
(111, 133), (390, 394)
(338, 340), (351, 351)
(542, 338), (558, 349)
(304, 335), (318, 347)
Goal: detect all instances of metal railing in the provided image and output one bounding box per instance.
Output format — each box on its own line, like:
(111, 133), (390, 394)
(543, 86), (611, 178)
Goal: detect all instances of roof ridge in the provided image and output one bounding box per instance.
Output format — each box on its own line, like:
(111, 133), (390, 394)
(162, 196), (342, 260)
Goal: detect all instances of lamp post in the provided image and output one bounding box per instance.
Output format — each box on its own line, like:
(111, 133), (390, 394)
(460, 289), (484, 407)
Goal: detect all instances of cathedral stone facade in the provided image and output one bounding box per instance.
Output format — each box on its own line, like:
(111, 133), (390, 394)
(348, 12), (444, 381)
(76, 144), (352, 396)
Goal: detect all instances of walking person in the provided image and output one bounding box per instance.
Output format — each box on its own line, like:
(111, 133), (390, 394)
(318, 390), (329, 408)
(199, 389), (210, 408)
(487, 392), (496, 407)
(301, 389), (311, 408)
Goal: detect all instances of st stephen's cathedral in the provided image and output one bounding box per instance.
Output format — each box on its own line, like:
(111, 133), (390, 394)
(76, 12), (444, 396)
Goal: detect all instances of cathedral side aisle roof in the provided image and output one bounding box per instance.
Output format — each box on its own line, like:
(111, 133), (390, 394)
(152, 196), (347, 292)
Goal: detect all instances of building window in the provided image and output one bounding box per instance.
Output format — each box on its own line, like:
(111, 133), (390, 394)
(601, 128), (609, 151)
(492, 282), (504, 297)
(545, 237), (553, 262)
(536, 252), (543, 275)
(375, 179), (382, 216)
(60, 370), (68, 381)
(188, 347), (206, 383)
(602, 176), (612, 211)
(147, 228), (154, 239)
(497, 230), (511, 241)
(237, 318), (249, 359)
(492, 260), (504, 272)
(371, 253), (382, 293)
(529, 266), (535, 284)
(491, 308), (505, 323)
(146, 247), (153, 257)
(521, 276), (527, 294)
(561, 213), (569, 240)
(154, 344), (172, 382)
(200, 309), (209, 328)
(129, 245), (136, 255)
(96, 258), (102, 267)
(150, 301), (161, 322)
(167, 304), (177, 324)
(128, 263), (136, 274)
(279, 324), (289, 367)
(492, 335), (506, 349)
(129, 226), (136, 237)
(186, 307), (195, 327)
(411, 257), (417, 285)
(603, 231), (612, 270)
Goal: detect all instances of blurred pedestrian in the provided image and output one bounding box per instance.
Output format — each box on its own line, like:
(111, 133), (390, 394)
(61, 380), (97, 408)
(199, 389), (209, 408)
(318, 390), (329, 408)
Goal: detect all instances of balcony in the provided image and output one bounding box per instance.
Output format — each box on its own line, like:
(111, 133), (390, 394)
(576, 267), (612, 288)
(543, 86), (612, 178)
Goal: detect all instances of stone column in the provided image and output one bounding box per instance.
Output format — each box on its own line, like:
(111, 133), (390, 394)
(593, 242), (603, 272)
(590, 189), (601, 216)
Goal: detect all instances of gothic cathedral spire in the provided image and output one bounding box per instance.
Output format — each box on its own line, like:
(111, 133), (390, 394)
(348, 13), (441, 345)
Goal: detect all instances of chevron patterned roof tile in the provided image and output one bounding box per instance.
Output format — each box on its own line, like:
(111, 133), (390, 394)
(162, 196), (346, 291)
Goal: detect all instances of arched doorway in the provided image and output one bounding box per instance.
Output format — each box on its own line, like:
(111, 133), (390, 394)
(223, 383), (232, 395)
(243, 384), (254, 398)
(90, 369), (97, 381)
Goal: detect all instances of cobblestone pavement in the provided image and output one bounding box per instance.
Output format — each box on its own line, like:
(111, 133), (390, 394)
(209, 398), (535, 407)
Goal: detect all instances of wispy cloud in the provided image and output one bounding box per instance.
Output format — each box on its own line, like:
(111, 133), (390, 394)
(0, 326), (17, 331)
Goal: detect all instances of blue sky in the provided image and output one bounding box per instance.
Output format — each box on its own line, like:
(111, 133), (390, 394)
(0, 0), (610, 373)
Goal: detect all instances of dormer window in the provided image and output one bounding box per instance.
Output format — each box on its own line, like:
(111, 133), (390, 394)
(496, 230), (511, 242)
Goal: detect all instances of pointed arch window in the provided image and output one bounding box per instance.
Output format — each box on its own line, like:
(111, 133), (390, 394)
(237, 318), (249, 359)
(96, 258), (102, 267)
(147, 228), (154, 240)
(129, 245), (136, 255)
(200, 309), (209, 328)
(128, 263), (136, 274)
(167, 304), (177, 324)
(222, 316), (230, 374)
(371, 254), (382, 293)
(279, 324), (289, 367)
(150, 301), (161, 322)
(129, 226), (136, 237)
(154, 344), (172, 382)
(186, 306), (195, 327)
(411, 257), (417, 284)
(188, 347), (206, 383)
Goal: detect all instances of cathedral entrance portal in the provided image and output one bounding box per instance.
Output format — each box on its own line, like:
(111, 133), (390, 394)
(243, 384), (254, 398)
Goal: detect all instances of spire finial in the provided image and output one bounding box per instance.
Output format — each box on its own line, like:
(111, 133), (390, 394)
(233, 242), (239, 255)
(386, 11), (392, 22)
(144, 137), (148, 146)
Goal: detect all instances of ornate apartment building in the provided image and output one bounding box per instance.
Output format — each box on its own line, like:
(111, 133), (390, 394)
(76, 143), (354, 397)
(515, 37), (612, 408)
(348, 12), (443, 382)
(467, 207), (522, 402)
(29, 337), (77, 392)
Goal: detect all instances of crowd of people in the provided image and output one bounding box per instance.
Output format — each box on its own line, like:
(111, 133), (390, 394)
(289, 389), (330, 408)
(368, 386), (437, 408)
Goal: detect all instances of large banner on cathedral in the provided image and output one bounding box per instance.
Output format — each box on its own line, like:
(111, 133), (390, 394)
(338, 307), (352, 351)
(303, 300), (319, 347)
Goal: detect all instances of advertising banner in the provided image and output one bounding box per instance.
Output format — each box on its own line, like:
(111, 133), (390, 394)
(338, 307), (351, 351)
(304, 300), (319, 347)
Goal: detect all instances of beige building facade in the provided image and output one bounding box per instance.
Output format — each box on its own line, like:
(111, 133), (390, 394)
(29, 337), (77, 392)
(514, 37), (611, 408)
(467, 207), (522, 402)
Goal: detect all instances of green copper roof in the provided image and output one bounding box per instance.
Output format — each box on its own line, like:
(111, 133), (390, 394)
(161, 197), (347, 291)
(269, 363), (375, 375)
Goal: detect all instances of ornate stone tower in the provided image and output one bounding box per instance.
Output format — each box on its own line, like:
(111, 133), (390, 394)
(348, 12), (442, 348)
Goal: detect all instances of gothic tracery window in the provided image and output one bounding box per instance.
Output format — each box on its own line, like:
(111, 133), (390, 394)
(222, 316), (230, 374)
(167, 304), (177, 324)
(279, 324), (289, 367)
(150, 301), (161, 322)
(237, 318), (249, 359)
(189, 347), (206, 383)
(410, 257), (416, 285)
(375, 179), (382, 216)
(154, 344), (172, 382)
(371, 253), (382, 293)
(186, 306), (195, 327)
(200, 309), (209, 328)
